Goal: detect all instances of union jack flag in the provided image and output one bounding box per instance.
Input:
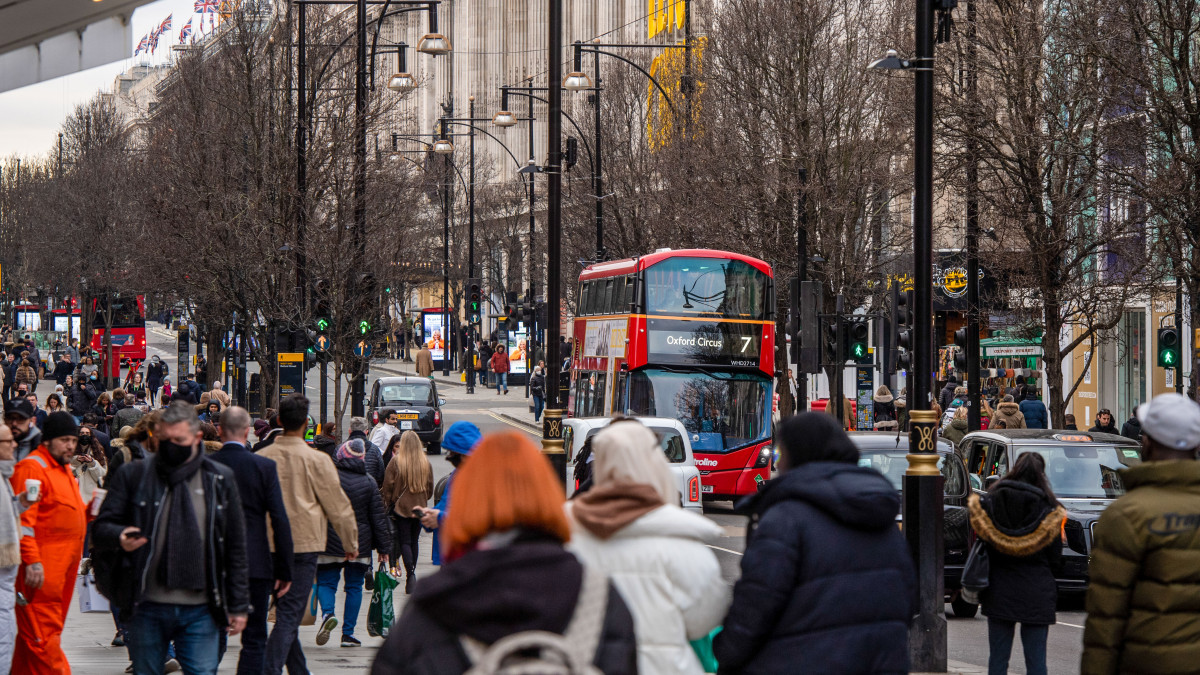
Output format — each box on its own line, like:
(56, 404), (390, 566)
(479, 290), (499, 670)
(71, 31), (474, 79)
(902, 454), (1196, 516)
(179, 18), (193, 43)
(159, 14), (173, 33)
(149, 26), (161, 53)
(195, 0), (219, 12)
(134, 34), (149, 55)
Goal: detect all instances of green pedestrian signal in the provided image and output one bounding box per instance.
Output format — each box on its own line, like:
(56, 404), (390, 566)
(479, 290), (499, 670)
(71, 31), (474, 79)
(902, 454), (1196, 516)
(1158, 327), (1180, 368)
(853, 343), (865, 359)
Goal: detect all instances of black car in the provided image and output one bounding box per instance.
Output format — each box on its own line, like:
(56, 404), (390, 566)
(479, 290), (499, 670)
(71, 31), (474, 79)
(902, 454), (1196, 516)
(848, 433), (978, 617)
(960, 429), (1141, 593)
(368, 376), (446, 453)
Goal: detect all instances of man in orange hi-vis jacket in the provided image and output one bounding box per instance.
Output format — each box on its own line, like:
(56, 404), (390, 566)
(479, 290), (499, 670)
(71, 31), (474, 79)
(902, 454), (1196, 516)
(10, 411), (90, 674)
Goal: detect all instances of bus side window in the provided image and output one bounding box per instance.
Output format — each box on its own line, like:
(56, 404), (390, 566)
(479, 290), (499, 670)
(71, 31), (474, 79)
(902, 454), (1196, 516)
(624, 275), (637, 311)
(578, 283), (590, 316)
(587, 282), (602, 316)
(604, 279), (615, 314)
(615, 371), (628, 414)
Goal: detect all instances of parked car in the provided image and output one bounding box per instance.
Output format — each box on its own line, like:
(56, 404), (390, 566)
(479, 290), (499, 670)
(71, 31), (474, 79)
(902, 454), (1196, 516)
(564, 417), (704, 513)
(848, 432), (977, 617)
(960, 429), (1141, 593)
(367, 376), (446, 453)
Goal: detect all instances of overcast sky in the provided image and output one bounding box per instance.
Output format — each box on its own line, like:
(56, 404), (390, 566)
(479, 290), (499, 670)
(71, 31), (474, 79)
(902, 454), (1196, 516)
(0, 0), (196, 160)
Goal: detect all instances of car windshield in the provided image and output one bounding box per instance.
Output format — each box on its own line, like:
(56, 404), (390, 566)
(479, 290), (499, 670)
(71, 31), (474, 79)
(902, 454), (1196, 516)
(584, 425), (687, 463)
(626, 369), (770, 453)
(855, 451), (961, 495)
(1013, 445), (1138, 499)
(381, 383), (433, 406)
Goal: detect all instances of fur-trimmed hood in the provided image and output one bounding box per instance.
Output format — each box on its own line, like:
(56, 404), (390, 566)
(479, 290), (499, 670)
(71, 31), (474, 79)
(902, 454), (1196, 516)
(968, 484), (1066, 557)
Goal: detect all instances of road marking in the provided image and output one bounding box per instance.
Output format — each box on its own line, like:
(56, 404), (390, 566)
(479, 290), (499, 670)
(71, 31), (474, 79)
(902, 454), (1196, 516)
(1056, 621), (1084, 629)
(485, 412), (540, 435)
(707, 544), (743, 556)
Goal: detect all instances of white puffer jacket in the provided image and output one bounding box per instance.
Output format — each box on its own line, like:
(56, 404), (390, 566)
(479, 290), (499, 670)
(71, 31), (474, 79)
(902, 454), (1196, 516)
(567, 503), (730, 675)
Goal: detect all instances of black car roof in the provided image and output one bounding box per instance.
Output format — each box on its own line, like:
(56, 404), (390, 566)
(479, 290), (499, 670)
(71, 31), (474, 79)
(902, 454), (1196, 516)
(961, 429), (1138, 446)
(376, 376), (433, 385)
(848, 431), (955, 454)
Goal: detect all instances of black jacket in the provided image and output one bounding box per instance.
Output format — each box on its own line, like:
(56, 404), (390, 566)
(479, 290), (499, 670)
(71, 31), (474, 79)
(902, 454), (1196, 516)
(1089, 422), (1120, 435)
(967, 481), (1065, 625)
(348, 430), (385, 487)
(210, 442), (294, 582)
(69, 384), (97, 416)
(371, 540), (637, 675)
(52, 360), (74, 385)
(529, 371), (546, 398)
(313, 434), (338, 459)
(1120, 417), (1142, 441)
(714, 462), (916, 675)
(938, 382), (959, 413)
(147, 361), (167, 386)
(93, 452), (251, 625)
(324, 456), (391, 558)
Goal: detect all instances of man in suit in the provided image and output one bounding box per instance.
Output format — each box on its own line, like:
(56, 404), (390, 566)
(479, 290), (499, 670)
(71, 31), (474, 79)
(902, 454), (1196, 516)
(211, 406), (294, 675)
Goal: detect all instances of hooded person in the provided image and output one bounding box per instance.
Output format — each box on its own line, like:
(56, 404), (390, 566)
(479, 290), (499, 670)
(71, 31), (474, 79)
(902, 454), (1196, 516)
(873, 385), (897, 430)
(566, 421), (729, 674)
(967, 452), (1065, 675)
(992, 395), (1027, 430)
(939, 375), (960, 412)
(1120, 413), (1142, 441)
(943, 406), (970, 450)
(371, 432), (638, 675)
(713, 413), (916, 674)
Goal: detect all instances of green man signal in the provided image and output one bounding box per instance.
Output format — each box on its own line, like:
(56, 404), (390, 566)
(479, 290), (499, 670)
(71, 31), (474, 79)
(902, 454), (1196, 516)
(1158, 326), (1180, 368)
(847, 319), (870, 364)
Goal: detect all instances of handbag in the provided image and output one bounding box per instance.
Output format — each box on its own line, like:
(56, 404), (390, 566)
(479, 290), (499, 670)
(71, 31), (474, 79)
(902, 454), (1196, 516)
(301, 583), (319, 626)
(960, 538), (989, 604)
(690, 627), (722, 673)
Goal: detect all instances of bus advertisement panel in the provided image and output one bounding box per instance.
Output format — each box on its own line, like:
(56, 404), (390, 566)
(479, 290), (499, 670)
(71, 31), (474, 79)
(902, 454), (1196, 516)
(568, 249), (775, 499)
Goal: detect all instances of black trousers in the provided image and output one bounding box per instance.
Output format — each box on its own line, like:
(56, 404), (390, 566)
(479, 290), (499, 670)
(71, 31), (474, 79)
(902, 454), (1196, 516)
(263, 552), (317, 675)
(391, 514), (421, 575)
(235, 577), (274, 675)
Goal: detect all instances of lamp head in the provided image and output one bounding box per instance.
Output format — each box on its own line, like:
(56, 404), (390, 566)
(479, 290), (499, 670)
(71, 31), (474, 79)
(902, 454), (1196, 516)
(492, 110), (517, 127)
(387, 72), (417, 93)
(562, 71), (593, 91)
(868, 49), (908, 70)
(432, 138), (455, 155)
(417, 33), (452, 56)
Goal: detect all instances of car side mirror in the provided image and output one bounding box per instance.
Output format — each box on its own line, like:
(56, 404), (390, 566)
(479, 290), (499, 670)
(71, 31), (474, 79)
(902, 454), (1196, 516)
(438, 398), (446, 406)
(969, 474), (983, 491)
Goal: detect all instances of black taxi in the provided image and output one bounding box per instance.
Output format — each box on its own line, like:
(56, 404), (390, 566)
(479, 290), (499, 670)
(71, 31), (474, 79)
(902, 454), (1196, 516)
(960, 429), (1141, 592)
(848, 433), (978, 617)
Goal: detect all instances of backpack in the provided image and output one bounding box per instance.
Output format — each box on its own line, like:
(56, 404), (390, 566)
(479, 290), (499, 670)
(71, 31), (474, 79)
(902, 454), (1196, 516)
(459, 568), (608, 675)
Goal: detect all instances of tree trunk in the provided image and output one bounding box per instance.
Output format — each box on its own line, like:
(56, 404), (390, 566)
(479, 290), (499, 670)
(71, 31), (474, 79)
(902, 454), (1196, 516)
(1043, 290), (1065, 428)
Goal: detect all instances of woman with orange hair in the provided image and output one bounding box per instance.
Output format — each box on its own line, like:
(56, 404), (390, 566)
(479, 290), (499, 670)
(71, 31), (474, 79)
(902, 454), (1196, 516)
(370, 432), (638, 675)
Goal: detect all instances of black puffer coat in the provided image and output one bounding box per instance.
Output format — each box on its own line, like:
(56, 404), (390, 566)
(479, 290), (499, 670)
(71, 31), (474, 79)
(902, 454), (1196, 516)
(371, 538), (637, 675)
(323, 456), (390, 558)
(967, 481), (1065, 625)
(714, 462), (916, 674)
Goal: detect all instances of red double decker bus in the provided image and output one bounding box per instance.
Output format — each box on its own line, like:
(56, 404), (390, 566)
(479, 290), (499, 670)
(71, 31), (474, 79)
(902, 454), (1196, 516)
(90, 295), (148, 367)
(568, 249), (776, 499)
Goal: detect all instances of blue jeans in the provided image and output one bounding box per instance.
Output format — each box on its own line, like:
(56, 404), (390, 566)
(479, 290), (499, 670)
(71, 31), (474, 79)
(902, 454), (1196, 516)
(496, 372), (508, 393)
(533, 394), (545, 421)
(316, 562), (369, 637)
(127, 602), (221, 675)
(987, 618), (1048, 675)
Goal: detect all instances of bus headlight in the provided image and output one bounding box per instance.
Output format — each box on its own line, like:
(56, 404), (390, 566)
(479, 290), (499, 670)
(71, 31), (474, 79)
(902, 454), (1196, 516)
(754, 445), (773, 468)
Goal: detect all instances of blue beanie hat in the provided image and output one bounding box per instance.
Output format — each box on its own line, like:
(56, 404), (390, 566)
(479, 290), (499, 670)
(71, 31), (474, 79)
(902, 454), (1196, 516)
(442, 421), (482, 456)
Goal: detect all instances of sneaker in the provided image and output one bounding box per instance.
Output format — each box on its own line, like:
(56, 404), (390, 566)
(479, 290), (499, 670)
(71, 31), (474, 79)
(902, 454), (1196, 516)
(111, 630), (125, 647)
(164, 659), (182, 673)
(341, 635), (361, 647)
(316, 614), (338, 646)
(125, 665), (133, 673)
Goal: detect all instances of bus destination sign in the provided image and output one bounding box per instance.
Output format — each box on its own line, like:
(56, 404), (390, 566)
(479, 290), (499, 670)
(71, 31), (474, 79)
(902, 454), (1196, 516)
(646, 319), (762, 367)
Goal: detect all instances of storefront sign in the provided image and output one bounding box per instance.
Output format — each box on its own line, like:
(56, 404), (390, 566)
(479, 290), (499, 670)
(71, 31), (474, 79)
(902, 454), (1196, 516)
(983, 345), (1043, 358)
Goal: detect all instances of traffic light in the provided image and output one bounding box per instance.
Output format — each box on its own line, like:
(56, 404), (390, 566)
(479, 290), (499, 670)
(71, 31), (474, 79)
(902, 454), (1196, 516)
(845, 318), (870, 364)
(788, 278), (801, 367)
(822, 317), (838, 366)
(894, 288), (913, 372)
(467, 278), (483, 325)
(1158, 326), (1180, 368)
(954, 326), (970, 372)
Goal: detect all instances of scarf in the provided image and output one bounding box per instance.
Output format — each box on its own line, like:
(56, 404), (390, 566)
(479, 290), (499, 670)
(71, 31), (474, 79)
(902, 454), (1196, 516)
(154, 449), (207, 591)
(0, 461), (19, 568)
(570, 481), (664, 539)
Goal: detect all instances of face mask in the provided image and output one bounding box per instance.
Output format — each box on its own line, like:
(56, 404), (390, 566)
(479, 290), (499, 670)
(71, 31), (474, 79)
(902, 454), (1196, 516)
(158, 440), (195, 467)
(90, 376), (97, 381)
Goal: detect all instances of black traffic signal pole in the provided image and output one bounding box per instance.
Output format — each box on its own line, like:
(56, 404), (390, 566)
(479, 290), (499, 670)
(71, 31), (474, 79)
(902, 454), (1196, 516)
(796, 167), (809, 413)
(966, 0), (981, 432)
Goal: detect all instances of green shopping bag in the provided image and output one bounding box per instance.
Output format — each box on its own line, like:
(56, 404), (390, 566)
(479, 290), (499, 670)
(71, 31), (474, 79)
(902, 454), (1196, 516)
(690, 626), (722, 674)
(366, 565), (401, 637)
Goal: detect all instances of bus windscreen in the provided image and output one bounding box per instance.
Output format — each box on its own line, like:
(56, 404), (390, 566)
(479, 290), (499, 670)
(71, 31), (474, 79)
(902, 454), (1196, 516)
(643, 257), (768, 320)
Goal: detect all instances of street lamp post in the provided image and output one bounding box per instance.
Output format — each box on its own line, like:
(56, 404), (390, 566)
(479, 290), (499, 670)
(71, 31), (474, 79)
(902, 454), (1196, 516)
(435, 121), (454, 377)
(868, 0), (946, 669)
(543, 0), (566, 482)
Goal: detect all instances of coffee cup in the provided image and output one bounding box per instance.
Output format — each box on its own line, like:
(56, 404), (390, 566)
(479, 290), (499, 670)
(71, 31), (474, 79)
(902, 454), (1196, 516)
(90, 488), (107, 516)
(24, 479), (40, 502)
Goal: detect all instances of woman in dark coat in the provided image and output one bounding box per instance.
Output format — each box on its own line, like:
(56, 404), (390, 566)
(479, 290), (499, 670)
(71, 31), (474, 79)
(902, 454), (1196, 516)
(967, 452), (1065, 675)
(714, 413), (916, 674)
(314, 439), (391, 647)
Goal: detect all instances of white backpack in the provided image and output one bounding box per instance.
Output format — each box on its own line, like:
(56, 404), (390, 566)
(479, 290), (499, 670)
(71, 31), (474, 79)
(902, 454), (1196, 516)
(460, 569), (608, 675)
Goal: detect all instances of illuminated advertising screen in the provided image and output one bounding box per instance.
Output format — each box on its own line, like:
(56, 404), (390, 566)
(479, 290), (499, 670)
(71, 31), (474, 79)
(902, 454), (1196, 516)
(508, 325), (529, 375)
(422, 313), (446, 362)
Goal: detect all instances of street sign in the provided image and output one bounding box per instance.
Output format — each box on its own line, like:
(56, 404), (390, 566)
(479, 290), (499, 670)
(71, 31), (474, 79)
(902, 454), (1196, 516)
(277, 352), (305, 400)
(315, 334), (330, 353)
(353, 340), (373, 358)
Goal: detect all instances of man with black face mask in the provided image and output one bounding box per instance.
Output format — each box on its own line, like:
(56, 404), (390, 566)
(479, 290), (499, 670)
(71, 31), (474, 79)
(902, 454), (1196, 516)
(94, 401), (250, 675)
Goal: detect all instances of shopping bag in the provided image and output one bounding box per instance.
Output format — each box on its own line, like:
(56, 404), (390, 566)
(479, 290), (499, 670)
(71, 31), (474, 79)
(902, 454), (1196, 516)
(960, 539), (989, 604)
(689, 626), (721, 674)
(301, 583), (318, 627)
(367, 565), (401, 638)
(77, 573), (110, 613)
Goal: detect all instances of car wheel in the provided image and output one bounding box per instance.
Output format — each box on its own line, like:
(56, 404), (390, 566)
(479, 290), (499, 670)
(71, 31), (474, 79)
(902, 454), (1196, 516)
(951, 592), (979, 618)
(426, 442), (441, 455)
